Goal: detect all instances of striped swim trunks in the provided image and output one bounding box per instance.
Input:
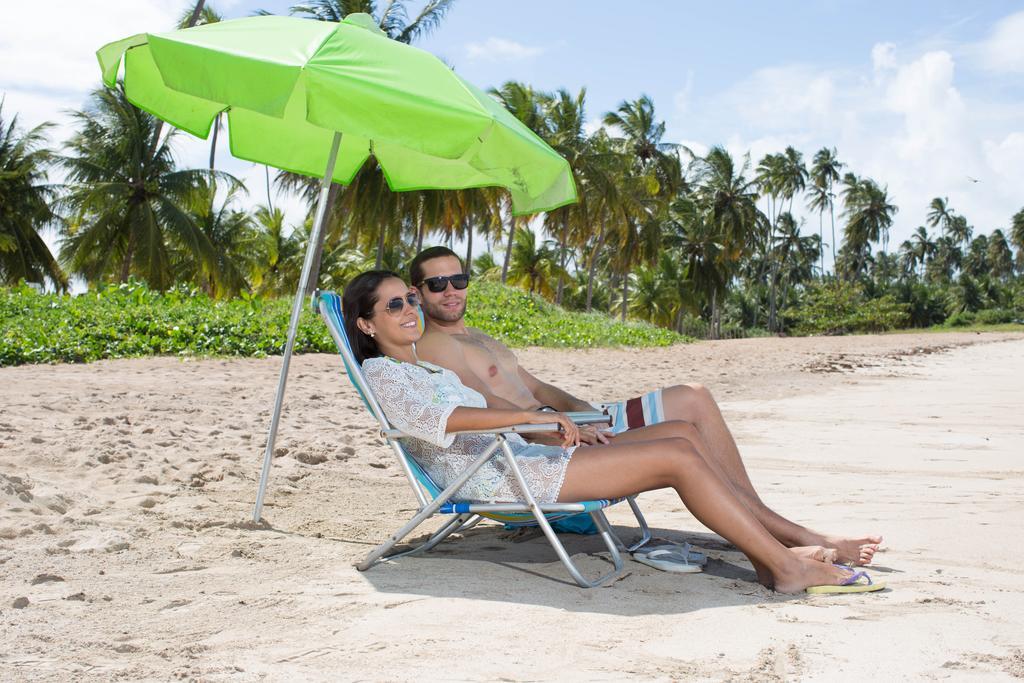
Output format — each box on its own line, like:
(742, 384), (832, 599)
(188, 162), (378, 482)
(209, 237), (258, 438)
(594, 389), (666, 435)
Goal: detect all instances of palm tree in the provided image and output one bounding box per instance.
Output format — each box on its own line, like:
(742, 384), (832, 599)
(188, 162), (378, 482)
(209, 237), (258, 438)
(841, 174), (897, 278)
(602, 95), (681, 321)
(688, 146), (763, 337)
(628, 252), (684, 327)
(926, 235), (962, 283)
(506, 227), (565, 297)
(986, 229), (1013, 280)
(59, 85), (223, 289)
(250, 204), (300, 296)
(909, 226), (935, 278)
(487, 80), (549, 283)
(289, 0), (456, 44)
(761, 148), (807, 330)
(809, 147), (843, 273)
(542, 87), (595, 305)
(0, 103), (66, 289)
(962, 234), (990, 279)
(945, 214), (973, 248)
(897, 239), (917, 281)
(175, 179), (256, 298)
(1011, 207), (1024, 274)
(926, 196), (953, 238)
(771, 212), (819, 328)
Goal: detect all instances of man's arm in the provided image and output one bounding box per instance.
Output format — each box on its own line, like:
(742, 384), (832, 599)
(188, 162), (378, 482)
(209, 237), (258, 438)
(517, 366), (594, 413)
(416, 334), (524, 411)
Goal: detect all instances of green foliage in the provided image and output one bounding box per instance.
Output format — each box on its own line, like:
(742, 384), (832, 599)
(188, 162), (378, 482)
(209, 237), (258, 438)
(792, 281), (909, 335)
(1, 280), (684, 366)
(464, 281), (683, 348)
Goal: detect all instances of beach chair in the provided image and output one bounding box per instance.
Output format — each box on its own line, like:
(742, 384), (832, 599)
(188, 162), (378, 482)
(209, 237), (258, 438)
(314, 290), (652, 588)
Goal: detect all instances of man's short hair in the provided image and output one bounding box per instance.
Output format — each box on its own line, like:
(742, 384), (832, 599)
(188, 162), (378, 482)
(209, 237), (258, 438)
(409, 246), (464, 286)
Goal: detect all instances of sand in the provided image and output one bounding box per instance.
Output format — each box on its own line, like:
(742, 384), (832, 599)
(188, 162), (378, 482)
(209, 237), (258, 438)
(1, 330), (1023, 681)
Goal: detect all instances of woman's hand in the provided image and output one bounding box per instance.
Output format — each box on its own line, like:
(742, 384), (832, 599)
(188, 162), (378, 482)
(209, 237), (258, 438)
(521, 410), (580, 448)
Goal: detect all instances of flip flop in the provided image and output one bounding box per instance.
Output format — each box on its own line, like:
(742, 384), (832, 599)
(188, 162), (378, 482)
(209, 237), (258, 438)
(632, 547), (703, 573)
(640, 542), (708, 566)
(806, 565), (886, 594)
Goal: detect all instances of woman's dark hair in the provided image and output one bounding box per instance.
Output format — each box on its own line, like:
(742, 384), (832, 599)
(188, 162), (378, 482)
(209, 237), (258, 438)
(342, 269), (401, 364)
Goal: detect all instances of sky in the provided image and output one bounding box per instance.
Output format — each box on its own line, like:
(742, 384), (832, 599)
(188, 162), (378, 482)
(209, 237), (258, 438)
(2, 0), (1023, 275)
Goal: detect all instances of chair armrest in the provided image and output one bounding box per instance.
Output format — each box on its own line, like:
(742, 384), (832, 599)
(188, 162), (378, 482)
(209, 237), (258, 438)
(381, 423), (562, 439)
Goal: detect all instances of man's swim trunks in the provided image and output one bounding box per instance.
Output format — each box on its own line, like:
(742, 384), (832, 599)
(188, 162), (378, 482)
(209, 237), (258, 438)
(595, 389), (665, 434)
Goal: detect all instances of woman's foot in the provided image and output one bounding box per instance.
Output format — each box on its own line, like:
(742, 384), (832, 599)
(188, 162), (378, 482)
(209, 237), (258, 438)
(773, 557), (860, 594)
(820, 535), (882, 565)
(790, 545), (838, 563)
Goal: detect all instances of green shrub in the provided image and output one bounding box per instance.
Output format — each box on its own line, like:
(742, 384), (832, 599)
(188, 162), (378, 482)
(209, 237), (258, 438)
(972, 309), (1016, 325)
(0, 280), (684, 366)
(944, 310), (977, 327)
(792, 281), (910, 335)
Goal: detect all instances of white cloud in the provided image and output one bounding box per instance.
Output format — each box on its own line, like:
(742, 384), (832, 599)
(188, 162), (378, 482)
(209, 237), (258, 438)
(871, 42), (898, 73)
(464, 37), (543, 62)
(977, 11), (1024, 73)
(717, 65), (838, 131)
(0, 1), (177, 101)
(672, 69), (695, 115)
(582, 117), (604, 136)
(687, 41), (1022, 262)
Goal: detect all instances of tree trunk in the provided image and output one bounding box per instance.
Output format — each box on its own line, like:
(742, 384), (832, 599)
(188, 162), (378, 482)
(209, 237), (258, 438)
(375, 221), (386, 269)
(120, 231), (136, 284)
(585, 222), (606, 313)
(265, 166), (273, 211)
(464, 219), (473, 275)
(208, 114), (219, 170)
(501, 216), (516, 284)
(304, 182), (340, 297)
(620, 270), (629, 322)
(819, 210), (825, 279)
(829, 201), (837, 274)
(710, 287), (718, 340)
(555, 212), (568, 305)
(415, 210), (425, 253)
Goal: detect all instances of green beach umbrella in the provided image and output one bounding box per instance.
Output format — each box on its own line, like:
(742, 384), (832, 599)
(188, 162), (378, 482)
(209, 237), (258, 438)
(96, 14), (577, 521)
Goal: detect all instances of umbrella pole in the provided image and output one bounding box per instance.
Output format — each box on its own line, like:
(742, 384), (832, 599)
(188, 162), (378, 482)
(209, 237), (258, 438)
(252, 131), (343, 522)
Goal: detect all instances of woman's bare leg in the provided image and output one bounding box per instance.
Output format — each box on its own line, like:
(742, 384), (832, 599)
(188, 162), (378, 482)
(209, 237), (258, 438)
(557, 436), (853, 593)
(651, 386), (881, 564)
(605, 421), (835, 562)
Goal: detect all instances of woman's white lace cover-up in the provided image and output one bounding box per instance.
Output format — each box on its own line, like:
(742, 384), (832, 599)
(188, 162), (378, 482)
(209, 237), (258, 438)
(362, 357), (575, 503)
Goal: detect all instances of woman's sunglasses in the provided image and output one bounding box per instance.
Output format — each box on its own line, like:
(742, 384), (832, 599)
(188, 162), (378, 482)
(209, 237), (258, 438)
(379, 292), (421, 317)
(419, 273), (470, 293)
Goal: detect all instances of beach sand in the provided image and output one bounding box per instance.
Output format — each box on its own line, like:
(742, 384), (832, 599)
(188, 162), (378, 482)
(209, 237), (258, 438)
(2, 330), (1023, 681)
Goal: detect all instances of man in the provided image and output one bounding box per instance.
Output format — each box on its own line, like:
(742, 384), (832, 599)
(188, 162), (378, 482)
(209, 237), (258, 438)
(409, 246), (881, 565)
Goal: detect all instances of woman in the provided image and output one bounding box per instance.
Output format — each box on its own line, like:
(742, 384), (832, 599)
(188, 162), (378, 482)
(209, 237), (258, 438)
(344, 270), (881, 594)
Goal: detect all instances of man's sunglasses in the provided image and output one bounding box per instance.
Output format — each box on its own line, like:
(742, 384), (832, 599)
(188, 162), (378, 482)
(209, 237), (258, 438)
(379, 292), (421, 317)
(419, 273), (470, 293)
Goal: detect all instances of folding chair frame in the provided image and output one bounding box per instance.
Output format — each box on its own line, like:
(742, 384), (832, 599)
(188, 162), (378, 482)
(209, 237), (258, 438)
(315, 290), (652, 588)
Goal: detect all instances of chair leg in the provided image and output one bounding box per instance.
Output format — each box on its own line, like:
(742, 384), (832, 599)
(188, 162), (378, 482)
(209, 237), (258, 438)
(357, 442), (502, 571)
(498, 440), (624, 588)
(603, 495), (653, 553)
(368, 513), (473, 565)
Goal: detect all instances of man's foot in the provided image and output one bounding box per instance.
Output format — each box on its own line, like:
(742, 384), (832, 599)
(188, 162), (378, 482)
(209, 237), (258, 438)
(773, 558), (861, 595)
(790, 545), (838, 563)
(820, 535), (882, 565)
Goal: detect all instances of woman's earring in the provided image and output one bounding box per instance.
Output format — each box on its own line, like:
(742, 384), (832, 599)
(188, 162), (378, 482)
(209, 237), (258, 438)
(368, 330), (376, 338)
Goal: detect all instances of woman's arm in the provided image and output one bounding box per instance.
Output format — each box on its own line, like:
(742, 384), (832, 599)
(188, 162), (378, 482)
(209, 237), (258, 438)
(446, 407), (580, 448)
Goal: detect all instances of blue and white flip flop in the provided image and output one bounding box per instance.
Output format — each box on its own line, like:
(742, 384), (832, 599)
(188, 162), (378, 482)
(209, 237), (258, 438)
(632, 543), (707, 573)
